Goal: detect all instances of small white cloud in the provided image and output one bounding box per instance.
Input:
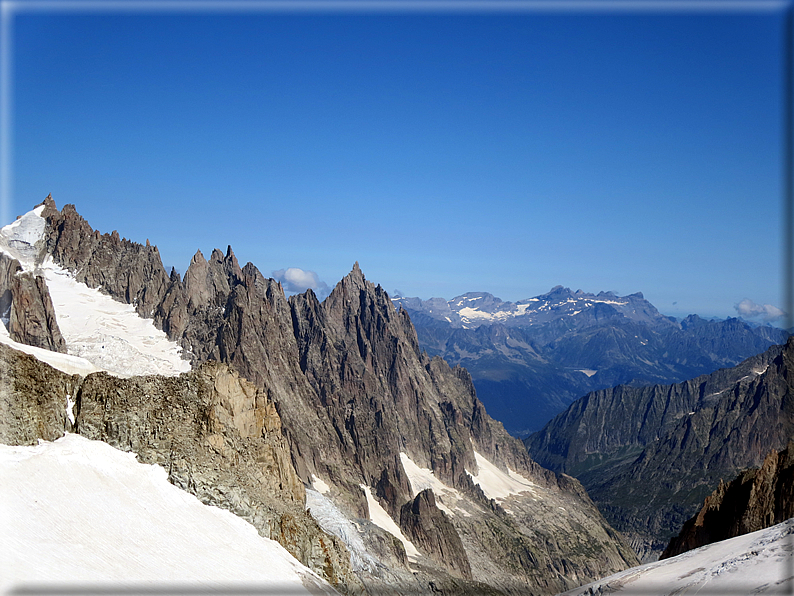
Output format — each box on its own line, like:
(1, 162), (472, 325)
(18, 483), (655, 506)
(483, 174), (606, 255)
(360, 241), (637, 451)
(272, 267), (330, 300)
(735, 298), (785, 322)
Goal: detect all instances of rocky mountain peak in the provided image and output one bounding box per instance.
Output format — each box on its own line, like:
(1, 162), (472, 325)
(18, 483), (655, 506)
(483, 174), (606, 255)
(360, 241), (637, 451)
(190, 249), (207, 266)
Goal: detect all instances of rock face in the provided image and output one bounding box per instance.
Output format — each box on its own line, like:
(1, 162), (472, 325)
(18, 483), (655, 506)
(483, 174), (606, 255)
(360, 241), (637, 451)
(661, 440), (794, 559)
(526, 337), (794, 561)
(42, 198), (170, 319)
(0, 342), (77, 444)
(24, 197), (641, 595)
(399, 489), (472, 579)
(1, 256), (65, 352)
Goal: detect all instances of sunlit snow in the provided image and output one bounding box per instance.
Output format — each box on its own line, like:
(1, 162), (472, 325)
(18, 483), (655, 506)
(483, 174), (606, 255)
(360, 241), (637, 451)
(0, 434), (333, 594)
(467, 450), (536, 501)
(0, 205), (45, 271)
(41, 257), (190, 378)
(359, 484), (420, 561)
(562, 518), (794, 595)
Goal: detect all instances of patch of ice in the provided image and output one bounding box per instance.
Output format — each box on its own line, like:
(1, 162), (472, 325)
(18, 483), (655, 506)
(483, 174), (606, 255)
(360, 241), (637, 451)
(467, 450), (536, 501)
(305, 488), (378, 573)
(577, 369), (597, 377)
(311, 474), (331, 495)
(359, 484), (420, 561)
(41, 257), (191, 378)
(0, 434), (329, 593)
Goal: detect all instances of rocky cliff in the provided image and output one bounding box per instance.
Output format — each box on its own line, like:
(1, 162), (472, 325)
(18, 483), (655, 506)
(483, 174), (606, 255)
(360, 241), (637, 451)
(526, 337), (794, 561)
(6, 196), (642, 594)
(661, 440), (794, 559)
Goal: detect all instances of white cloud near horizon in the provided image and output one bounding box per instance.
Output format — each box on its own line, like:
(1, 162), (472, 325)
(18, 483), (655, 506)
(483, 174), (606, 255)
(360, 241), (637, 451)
(734, 298), (785, 322)
(272, 267), (331, 300)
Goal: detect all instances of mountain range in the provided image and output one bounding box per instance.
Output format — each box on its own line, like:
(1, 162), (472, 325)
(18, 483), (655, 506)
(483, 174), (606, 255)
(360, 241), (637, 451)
(394, 289), (787, 436)
(2, 195), (791, 594)
(1, 197), (639, 595)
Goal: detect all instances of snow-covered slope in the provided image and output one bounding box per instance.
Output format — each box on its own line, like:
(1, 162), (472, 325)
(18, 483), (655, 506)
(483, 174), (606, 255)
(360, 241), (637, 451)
(40, 257), (190, 377)
(0, 434), (335, 595)
(0, 207), (190, 378)
(0, 322), (100, 376)
(0, 205), (46, 271)
(561, 518), (794, 595)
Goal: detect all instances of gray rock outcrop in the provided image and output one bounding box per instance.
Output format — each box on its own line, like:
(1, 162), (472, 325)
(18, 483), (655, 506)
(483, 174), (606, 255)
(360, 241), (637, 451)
(399, 489), (472, 579)
(0, 253), (65, 352)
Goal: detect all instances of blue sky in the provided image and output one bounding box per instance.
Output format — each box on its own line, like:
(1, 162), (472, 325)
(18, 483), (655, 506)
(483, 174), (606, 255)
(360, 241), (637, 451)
(3, 1), (789, 321)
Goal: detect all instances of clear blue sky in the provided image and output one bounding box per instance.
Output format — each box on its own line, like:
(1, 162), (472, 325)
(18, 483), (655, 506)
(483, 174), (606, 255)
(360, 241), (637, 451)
(4, 2), (789, 321)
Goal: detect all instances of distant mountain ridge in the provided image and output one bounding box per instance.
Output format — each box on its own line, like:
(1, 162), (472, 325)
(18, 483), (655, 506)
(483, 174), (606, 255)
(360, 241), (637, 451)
(526, 337), (794, 561)
(393, 286), (673, 330)
(395, 289), (788, 436)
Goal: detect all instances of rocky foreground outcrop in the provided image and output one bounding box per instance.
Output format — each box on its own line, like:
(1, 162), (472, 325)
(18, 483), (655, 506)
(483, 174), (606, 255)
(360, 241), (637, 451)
(0, 341), (362, 593)
(661, 440), (794, 559)
(5, 196), (642, 594)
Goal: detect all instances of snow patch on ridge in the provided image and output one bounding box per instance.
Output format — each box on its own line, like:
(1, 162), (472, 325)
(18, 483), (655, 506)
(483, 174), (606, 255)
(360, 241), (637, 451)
(41, 257), (190, 378)
(0, 205), (46, 271)
(399, 452), (462, 517)
(0, 434), (329, 593)
(360, 483), (421, 561)
(467, 450), (536, 501)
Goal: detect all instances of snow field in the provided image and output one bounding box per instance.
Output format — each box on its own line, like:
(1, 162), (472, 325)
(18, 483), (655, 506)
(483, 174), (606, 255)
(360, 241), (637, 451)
(0, 434), (331, 594)
(562, 518), (794, 595)
(41, 257), (191, 378)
